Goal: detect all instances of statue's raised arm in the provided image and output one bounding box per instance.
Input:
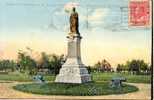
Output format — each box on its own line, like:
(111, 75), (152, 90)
(70, 7), (79, 35)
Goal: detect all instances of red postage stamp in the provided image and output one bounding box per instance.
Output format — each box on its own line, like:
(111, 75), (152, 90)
(129, 0), (150, 26)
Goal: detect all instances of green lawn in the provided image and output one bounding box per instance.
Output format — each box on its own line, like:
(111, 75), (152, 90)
(92, 72), (151, 83)
(0, 72), (55, 82)
(13, 82), (138, 96)
(0, 72), (151, 83)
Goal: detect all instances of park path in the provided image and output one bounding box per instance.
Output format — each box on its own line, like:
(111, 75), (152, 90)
(0, 81), (151, 100)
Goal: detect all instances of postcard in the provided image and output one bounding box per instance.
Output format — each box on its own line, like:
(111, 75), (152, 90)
(0, 0), (152, 100)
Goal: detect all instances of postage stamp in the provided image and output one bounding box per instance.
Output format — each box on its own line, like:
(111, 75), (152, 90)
(129, 0), (150, 26)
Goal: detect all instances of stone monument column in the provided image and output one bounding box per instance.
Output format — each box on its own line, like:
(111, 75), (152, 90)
(55, 7), (91, 83)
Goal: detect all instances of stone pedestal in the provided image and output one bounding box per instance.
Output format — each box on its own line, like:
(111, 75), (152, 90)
(55, 34), (91, 83)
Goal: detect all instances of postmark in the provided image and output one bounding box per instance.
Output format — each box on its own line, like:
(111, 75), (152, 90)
(129, 0), (150, 26)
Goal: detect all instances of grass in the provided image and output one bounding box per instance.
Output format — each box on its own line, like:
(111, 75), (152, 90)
(0, 72), (151, 83)
(92, 72), (151, 83)
(2, 72), (142, 96)
(0, 72), (55, 82)
(13, 82), (138, 96)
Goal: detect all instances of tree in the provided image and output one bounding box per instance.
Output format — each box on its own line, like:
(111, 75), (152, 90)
(139, 60), (148, 72)
(116, 64), (122, 73)
(8, 60), (17, 72)
(126, 59), (149, 74)
(94, 59), (112, 72)
(101, 59), (112, 72)
(0, 60), (9, 72)
(49, 54), (65, 75)
(128, 60), (140, 74)
(86, 66), (92, 73)
(147, 64), (152, 75)
(17, 51), (37, 75)
(37, 52), (50, 69)
(0, 60), (17, 72)
(94, 61), (101, 72)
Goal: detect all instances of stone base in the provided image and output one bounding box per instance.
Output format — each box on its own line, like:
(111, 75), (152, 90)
(55, 65), (91, 83)
(55, 34), (91, 83)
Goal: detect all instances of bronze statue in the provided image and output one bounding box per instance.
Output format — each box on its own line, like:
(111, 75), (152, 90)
(70, 7), (79, 35)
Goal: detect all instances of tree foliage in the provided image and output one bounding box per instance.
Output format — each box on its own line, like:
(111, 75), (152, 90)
(116, 59), (150, 74)
(94, 59), (112, 72)
(36, 52), (65, 75)
(49, 54), (65, 75)
(0, 60), (16, 72)
(17, 51), (37, 75)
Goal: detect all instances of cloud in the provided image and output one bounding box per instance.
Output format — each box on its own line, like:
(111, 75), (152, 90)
(89, 8), (108, 25)
(79, 8), (109, 30)
(82, 8), (108, 21)
(89, 8), (107, 21)
(55, 2), (79, 15)
(46, 7), (109, 32)
(64, 2), (79, 13)
(54, 8), (66, 16)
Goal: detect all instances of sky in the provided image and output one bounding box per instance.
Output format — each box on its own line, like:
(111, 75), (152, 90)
(0, 0), (152, 67)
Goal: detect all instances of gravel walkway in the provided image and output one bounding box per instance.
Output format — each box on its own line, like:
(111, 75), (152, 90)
(0, 81), (151, 100)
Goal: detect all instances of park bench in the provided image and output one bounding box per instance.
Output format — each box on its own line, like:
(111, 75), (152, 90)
(33, 75), (45, 83)
(111, 77), (126, 88)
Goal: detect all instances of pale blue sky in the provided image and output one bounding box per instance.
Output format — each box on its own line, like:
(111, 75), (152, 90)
(0, 0), (151, 66)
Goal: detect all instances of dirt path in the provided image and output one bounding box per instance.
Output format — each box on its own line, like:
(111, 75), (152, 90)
(0, 81), (151, 100)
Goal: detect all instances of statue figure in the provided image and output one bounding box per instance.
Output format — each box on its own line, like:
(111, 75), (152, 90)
(70, 7), (79, 35)
(55, 6), (91, 83)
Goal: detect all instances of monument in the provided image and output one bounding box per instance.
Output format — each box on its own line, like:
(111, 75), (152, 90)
(55, 7), (91, 83)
